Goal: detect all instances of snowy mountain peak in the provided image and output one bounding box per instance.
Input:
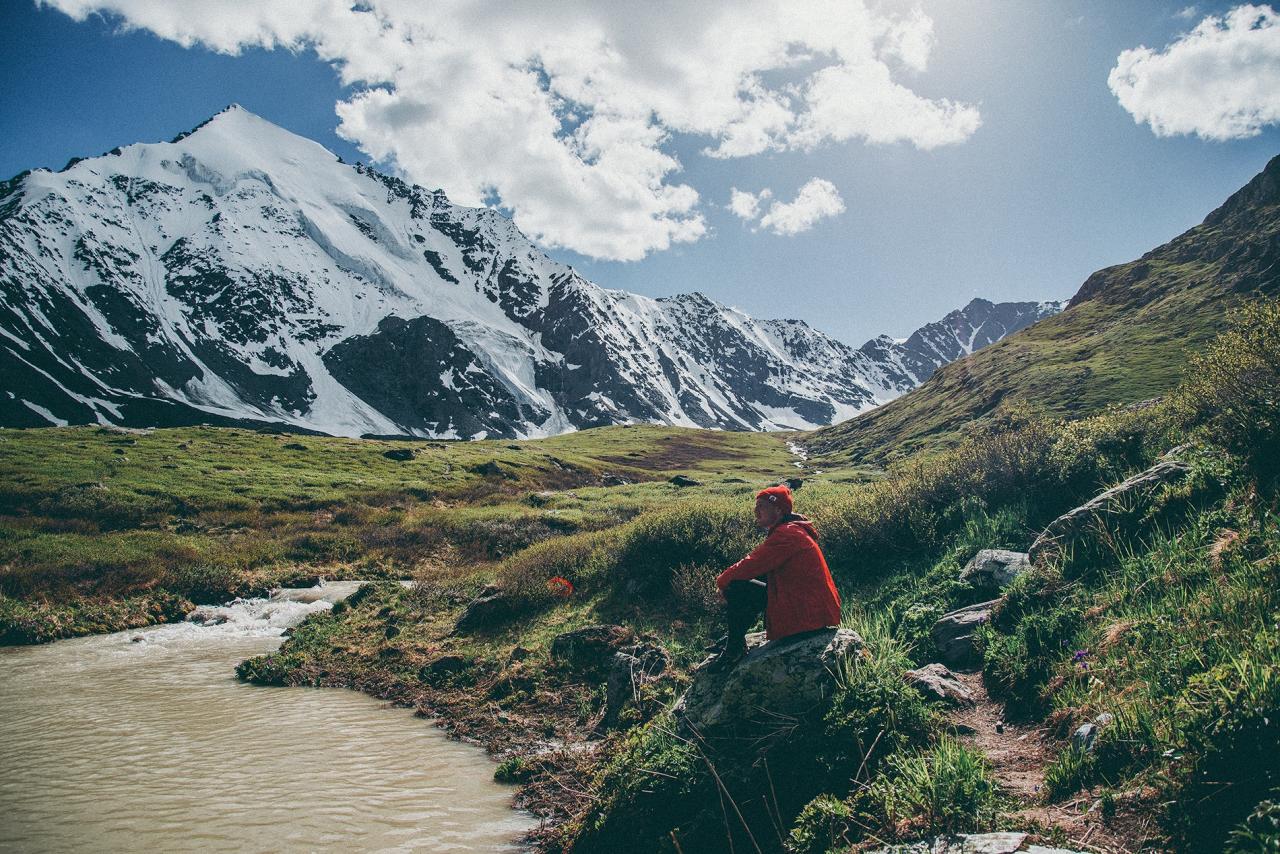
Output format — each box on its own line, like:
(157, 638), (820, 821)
(0, 109), (1062, 438)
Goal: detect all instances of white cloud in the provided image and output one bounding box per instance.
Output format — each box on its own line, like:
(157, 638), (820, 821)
(729, 187), (771, 221)
(736, 179), (846, 236)
(1109, 4), (1280, 140)
(41, 0), (978, 260)
(1175, 6), (1199, 20)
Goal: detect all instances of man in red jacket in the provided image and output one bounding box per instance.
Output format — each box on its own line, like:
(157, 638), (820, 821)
(712, 485), (842, 668)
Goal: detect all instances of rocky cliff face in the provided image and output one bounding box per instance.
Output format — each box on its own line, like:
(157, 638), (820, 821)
(0, 106), (1060, 438)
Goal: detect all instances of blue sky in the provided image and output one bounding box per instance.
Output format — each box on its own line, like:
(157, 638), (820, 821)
(3, 1), (1279, 345)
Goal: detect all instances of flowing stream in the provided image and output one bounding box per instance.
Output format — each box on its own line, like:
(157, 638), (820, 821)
(0, 584), (535, 853)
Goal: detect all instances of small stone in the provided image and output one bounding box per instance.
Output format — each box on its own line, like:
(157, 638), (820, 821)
(1071, 722), (1099, 753)
(382, 448), (415, 461)
(669, 474), (702, 487)
(931, 599), (1000, 668)
(959, 549), (1031, 590)
(1094, 711), (1115, 728)
(904, 663), (976, 706)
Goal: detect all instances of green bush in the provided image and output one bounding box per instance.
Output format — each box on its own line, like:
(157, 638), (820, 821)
(787, 794), (854, 854)
(1227, 799), (1280, 854)
(1174, 300), (1280, 488)
(852, 737), (1001, 841)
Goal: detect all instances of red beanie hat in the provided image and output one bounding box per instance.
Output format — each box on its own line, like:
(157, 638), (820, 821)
(755, 485), (793, 515)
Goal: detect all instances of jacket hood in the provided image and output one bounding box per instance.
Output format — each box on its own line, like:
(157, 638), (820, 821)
(773, 513), (818, 540)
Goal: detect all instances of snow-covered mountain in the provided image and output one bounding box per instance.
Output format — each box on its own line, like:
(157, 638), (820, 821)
(0, 106), (1060, 438)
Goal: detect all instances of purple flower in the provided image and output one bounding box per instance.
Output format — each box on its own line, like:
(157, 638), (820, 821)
(1072, 649), (1090, 662)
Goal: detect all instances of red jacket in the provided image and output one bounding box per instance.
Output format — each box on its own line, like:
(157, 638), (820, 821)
(716, 517), (842, 640)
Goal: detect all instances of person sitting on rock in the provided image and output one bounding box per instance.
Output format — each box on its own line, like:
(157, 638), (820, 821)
(712, 485), (842, 668)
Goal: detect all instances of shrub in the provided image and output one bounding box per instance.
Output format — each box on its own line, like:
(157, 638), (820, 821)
(787, 794), (854, 854)
(1226, 799), (1280, 854)
(1174, 299), (1280, 488)
(852, 737), (1001, 840)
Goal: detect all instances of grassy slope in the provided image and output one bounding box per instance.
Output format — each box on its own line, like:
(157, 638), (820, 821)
(0, 424), (808, 642)
(807, 154), (1280, 466)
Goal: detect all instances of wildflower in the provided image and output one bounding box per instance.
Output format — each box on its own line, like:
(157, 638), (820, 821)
(1072, 649), (1089, 662)
(546, 576), (574, 598)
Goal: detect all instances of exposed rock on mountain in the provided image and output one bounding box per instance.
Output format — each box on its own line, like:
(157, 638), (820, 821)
(0, 106), (1059, 438)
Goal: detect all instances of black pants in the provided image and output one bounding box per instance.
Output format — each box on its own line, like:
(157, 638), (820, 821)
(724, 578), (767, 652)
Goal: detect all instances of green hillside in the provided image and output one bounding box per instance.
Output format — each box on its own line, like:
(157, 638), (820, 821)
(808, 154), (1280, 465)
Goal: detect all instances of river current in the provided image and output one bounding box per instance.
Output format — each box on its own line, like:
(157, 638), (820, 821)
(0, 585), (534, 852)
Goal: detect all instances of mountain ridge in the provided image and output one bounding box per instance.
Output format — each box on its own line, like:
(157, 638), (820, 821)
(0, 106), (1059, 439)
(809, 153), (1280, 463)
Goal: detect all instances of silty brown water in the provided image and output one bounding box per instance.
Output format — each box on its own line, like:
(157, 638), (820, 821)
(0, 585), (534, 853)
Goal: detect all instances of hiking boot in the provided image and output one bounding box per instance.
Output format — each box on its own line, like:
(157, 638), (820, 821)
(705, 643), (746, 673)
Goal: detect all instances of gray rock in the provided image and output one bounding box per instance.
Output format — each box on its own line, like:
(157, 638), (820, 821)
(550, 624), (637, 673)
(600, 473), (631, 487)
(1029, 457), (1192, 565)
(453, 585), (515, 633)
(960, 549), (1031, 590)
(382, 447), (415, 461)
(904, 663), (976, 706)
(673, 628), (863, 734)
(604, 642), (671, 727)
(931, 600), (1000, 668)
(669, 474), (702, 487)
(1094, 711), (1114, 728)
(1071, 722), (1099, 753)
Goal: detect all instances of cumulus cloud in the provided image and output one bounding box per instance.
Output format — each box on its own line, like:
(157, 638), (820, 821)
(1109, 4), (1280, 140)
(41, 0), (978, 260)
(729, 187), (771, 221)
(734, 179), (845, 236)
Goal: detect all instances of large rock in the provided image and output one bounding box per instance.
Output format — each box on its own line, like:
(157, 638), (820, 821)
(960, 549), (1031, 590)
(550, 624), (637, 673)
(904, 663), (975, 706)
(674, 628), (863, 735)
(452, 585), (515, 633)
(604, 641), (672, 728)
(932, 600), (1000, 668)
(1029, 455), (1192, 565)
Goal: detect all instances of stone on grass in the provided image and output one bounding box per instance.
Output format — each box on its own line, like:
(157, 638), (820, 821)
(960, 549), (1031, 590)
(604, 642), (671, 728)
(453, 585), (515, 633)
(550, 625), (637, 673)
(669, 474), (702, 487)
(1071, 722), (1099, 753)
(1029, 456), (1193, 565)
(932, 600), (1000, 668)
(674, 628), (863, 735)
(382, 448), (415, 461)
(904, 663), (975, 706)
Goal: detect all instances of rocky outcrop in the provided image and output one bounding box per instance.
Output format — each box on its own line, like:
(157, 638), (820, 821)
(904, 663), (975, 706)
(960, 549), (1031, 591)
(932, 600), (999, 668)
(1029, 455), (1192, 565)
(674, 628), (863, 735)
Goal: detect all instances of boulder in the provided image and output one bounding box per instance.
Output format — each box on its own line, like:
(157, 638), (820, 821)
(282, 442), (308, 451)
(604, 641), (672, 727)
(904, 663), (975, 706)
(419, 654), (471, 683)
(382, 447), (415, 461)
(453, 585), (516, 633)
(468, 460), (516, 479)
(674, 628), (863, 735)
(1029, 456), (1192, 565)
(932, 600), (1000, 668)
(960, 549), (1031, 590)
(601, 473), (632, 487)
(669, 474), (702, 487)
(550, 624), (637, 673)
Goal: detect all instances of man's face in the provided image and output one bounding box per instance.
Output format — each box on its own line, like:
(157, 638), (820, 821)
(754, 497), (783, 530)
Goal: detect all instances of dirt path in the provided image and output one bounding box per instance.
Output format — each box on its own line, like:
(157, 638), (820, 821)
(945, 671), (1151, 853)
